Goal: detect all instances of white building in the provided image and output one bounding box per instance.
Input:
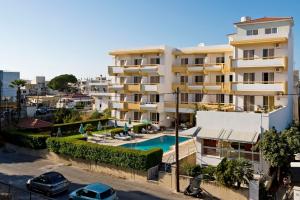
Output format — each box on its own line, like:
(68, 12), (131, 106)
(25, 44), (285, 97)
(108, 16), (297, 163)
(79, 76), (113, 112)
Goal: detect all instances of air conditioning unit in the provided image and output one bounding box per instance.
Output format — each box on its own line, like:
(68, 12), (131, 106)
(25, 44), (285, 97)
(275, 67), (283, 72)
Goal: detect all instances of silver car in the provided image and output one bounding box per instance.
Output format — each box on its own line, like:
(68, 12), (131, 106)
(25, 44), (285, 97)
(27, 171), (70, 196)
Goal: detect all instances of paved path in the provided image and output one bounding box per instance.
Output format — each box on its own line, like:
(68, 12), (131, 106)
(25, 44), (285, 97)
(0, 149), (194, 200)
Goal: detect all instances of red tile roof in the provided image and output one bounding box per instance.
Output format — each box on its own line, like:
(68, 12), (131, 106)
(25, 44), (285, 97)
(18, 118), (53, 129)
(235, 17), (293, 25)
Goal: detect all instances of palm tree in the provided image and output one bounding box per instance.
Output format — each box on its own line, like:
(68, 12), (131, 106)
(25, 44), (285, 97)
(10, 79), (26, 121)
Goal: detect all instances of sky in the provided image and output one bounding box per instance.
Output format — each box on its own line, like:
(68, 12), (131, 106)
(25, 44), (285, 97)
(0, 0), (299, 80)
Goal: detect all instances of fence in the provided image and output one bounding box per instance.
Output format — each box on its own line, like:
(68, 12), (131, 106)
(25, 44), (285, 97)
(0, 181), (54, 200)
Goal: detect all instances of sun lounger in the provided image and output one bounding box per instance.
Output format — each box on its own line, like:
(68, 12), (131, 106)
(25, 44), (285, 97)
(115, 133), (131, 141)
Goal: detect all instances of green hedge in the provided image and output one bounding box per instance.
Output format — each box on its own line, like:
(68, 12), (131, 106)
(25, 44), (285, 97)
(133, 124), (147, 133)
(110, 128), (124, 138)
(2, 130), (50, 149)
(52, 118), (110, 135)
(46, 135), (163, 171)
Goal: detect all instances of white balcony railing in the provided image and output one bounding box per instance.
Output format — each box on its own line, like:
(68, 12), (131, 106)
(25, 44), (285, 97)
(232, 57), (286, 69)
(232, 82), (285, 92)
(142, 84), (158, 92)
(112, 102), (124, 109)
(109, 84), (124, 90)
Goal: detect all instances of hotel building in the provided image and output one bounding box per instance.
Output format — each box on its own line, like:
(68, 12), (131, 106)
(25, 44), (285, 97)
(108, 16), (297, 171)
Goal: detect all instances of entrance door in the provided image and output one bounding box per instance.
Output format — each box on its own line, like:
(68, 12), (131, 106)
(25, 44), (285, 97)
(262, 72), (274, 84)
(244, 96), (255, 111)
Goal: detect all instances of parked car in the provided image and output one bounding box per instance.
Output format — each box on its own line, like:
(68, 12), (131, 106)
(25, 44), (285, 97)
(69, 183), (118, 200)
(26, 171), (70, 196)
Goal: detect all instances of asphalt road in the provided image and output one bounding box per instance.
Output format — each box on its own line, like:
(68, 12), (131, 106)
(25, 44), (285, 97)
(0, 148), (193, 200)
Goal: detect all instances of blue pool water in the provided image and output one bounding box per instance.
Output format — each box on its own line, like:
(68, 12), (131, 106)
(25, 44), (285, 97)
(121, 135), (190, 153)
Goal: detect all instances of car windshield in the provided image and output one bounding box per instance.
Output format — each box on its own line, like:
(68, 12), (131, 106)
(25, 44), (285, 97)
(100, 188), (115, 199)
(46, 173), (65, 184)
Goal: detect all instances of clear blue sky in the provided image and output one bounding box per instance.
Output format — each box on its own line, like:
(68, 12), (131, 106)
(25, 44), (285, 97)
(0, 0), (299, 80)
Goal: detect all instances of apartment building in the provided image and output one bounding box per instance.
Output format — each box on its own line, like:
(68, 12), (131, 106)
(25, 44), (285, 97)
(108, 16), (297, 171)
(108, 46), (174, 126)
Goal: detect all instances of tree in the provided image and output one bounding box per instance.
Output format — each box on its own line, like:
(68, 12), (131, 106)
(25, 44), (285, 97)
(259, 126), (300, 193)
(89, 110), (103, 120)
(48, 74), (77, 93)
(10, 79), (26, 121)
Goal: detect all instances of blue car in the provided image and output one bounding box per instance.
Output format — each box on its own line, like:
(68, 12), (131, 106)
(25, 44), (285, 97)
(69, 183), (118, 200)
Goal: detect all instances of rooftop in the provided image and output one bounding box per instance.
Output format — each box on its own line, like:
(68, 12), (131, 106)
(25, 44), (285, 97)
(235, 17), (293, 25)
(109, 45), (168, 56)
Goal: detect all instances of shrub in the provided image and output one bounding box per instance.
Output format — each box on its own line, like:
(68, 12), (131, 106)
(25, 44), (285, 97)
(89, 111), (103, 120)
(2, 130), (49, 149)
(202, 165), (216, 180)
(46, 135), (163, 171)
(133, 124), (147, 133)
(181, 163), (202, 177)
(52, 118), (109, 136)
(84, 123), (95, 132)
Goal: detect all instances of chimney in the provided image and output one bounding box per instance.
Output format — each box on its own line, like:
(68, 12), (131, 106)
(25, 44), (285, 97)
(240, 16), (251, 22)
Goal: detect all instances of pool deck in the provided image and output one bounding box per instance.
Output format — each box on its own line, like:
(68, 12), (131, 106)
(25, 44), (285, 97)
(88, 131), (197, 163)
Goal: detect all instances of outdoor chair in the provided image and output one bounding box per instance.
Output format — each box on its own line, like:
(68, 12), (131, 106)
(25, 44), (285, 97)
(114, 133), (131, 141)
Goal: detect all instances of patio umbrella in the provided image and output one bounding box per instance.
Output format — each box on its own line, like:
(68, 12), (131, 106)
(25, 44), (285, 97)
(79, 123), (84, 134)
(57, 127), (62, 137)
(114, 119), (118, 128)
(124, 123), (129, 132)
(128, 118), (132, 125)
(97, 121), (102, 131)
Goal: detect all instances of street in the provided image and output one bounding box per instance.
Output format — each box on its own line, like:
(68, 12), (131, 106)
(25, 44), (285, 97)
(0, 148), (193, 200)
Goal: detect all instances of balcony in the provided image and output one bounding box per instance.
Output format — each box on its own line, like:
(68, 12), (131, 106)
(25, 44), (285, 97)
(232, 82), (286, 93)
(173, 63), (224, 74)
(123, 65), (141, 73)
(126, 102), (140, 110)
(164, 102), (196, 113)
(140, 102), (158, 111)
(140, 65), (159, 74)
(230, 34), (288, 46)
(124, 84), (141, 92)
(187, 83), (204, 91)
(231, 57), (287, 69)
(203, 83), (223, 91)
(108, 66), (124, 75)
(172, 83), (188, 91)
(112, 102), (124, 109)
(142, 84), (159, 92)
(108, 84), (124, 91)
(172, 65), (187, 73)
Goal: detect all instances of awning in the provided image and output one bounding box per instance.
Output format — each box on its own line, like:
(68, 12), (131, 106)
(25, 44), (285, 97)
(180, 126), (201, 136)
(197, 128), (259, 144)
(197, 128), (223, 140)
(225, 130), (259, 144)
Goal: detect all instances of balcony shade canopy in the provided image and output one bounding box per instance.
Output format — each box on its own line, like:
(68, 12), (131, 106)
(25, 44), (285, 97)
(197, 128), (259, 144)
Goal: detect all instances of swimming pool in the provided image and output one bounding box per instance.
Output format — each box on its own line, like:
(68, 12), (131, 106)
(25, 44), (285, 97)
(121, 135), (191, 153)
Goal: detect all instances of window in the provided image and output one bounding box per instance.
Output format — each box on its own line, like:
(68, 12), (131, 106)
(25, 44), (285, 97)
(195, 93), (203, 102)
(181, 58), (189, 65)
(120, 77), (125, 84)
(216, 94), (225, 104)
(263, 96), (275, 111)
(216, 75), (225, 83)
(78, 189), (97, 199)
(229, 94), (233, 103)
(262, 72), (274, 83)
(134, 94), (142, 102)
(229, 75), (233, 82)
(216, 57), (225, 64)
(133, 112), (141, 121)
(244, 96), (255, 111)
(150, 94), (160, 103)
(194, 75), (204, 83)
(243, 73), (255, 84)
(120, 94), (126, 101)
(181, 93), (189, 103)
(263, 48), (275, 59)
(150, 76), (160, 84)
(150, 58), (160, 64)
(246, 29), (258, 36)
(195, 58), (204, 65)
(134, 59), (142, 65)
(180, 76), (188, 84)
(133, 76), (141, 83)
(120, 111), (126, 120)
(150, 112), (160, 122)
(100, 189), (115, 200)
(243, 50), (255, 60)
(120, 60), (126, 66)
(265, 27), (277, 34)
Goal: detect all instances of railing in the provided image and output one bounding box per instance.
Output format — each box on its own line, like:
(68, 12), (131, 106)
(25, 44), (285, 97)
(164, 101), (235, 111)
(231, 56), (287, 69)
(172, 63), (225, 73)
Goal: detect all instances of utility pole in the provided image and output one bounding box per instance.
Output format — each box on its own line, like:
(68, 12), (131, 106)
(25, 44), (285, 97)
(175, 87), (180, 192)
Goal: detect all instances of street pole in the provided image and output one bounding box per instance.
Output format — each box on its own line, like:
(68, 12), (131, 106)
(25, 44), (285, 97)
(175, 87), (180, 192)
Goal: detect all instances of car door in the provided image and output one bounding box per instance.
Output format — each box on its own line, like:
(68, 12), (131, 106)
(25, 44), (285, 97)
(75, 189), (99, 200)
(31, 176), (48, 193)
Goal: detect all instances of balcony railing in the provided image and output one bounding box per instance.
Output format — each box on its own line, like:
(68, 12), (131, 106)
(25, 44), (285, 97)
(172, 82), (230, 92)
(126, 102), (141, 110)
(142, 84), (159, 92)
(231, 81), (286, 93)
(164, 102), (235, 112)
(124, 84), (141, 92)
(231, 56), (287, 70)
(108, 64), (161, 75)
(172, 63), (225, 74)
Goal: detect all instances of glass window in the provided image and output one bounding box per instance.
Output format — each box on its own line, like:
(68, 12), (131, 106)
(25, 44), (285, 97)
(195, 93), (203, 102)
(243, 50), (255, 60)
(244, 96), (255, 111)
(229, 95), (233, 103)
(134, 59), (142, 65)
(181, 58), (189, 65)
(100, 189), (115, 199)
(133, 76), (142, 83)
(133, 112), (141, 121)
(150, 76), (160, 84)
(150, 94), (159, 103)
(263, 48), (275, 59)
(120, 60), (126, 66)
(265, 27), (277, 34)
(216, 57), (225, 64)
(195, 58), (204, 65)
(120, 94), (125, 101)
(229, 75), (233, 82)
(246, 29), (258, 36)
(134, 94), (142, 102)
(194, 76), (204, 83)
(150, 113), (160, 122)
(150, 58), (160, 64)
(216, 75), (225, 83)
(181, 93), (189, 103)
(180, 76), (188, 83)
(77, 189), (97, 199)
(216, 94), (225, 103)
(243, 73), (255, 84)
